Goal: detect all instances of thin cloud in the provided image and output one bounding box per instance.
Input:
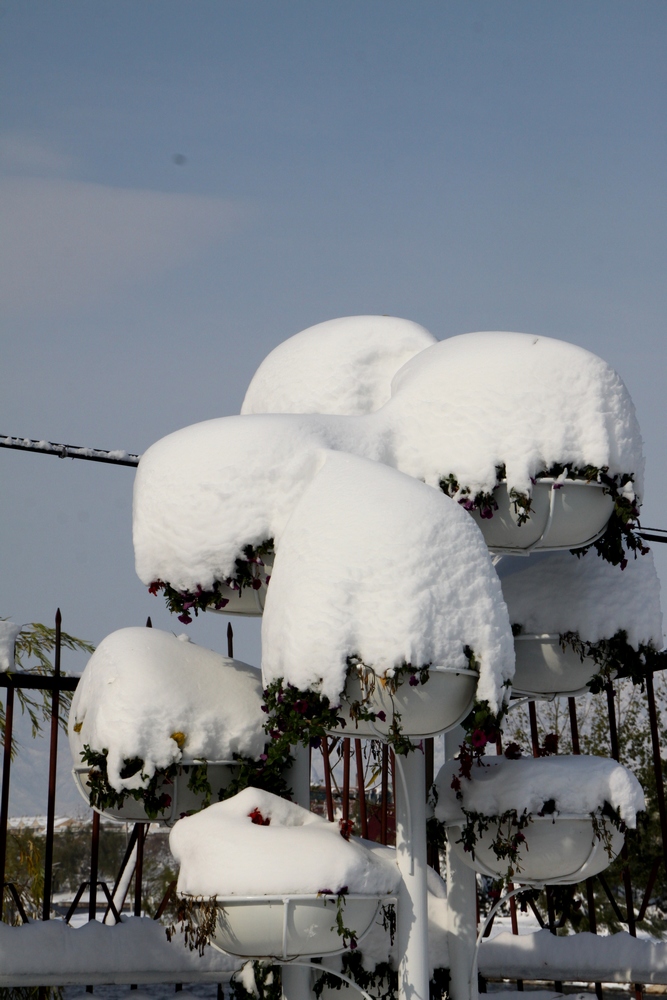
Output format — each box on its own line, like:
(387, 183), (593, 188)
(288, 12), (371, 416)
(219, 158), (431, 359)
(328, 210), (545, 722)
(0, 178), (249, 315)
(0, 132), (76, 175)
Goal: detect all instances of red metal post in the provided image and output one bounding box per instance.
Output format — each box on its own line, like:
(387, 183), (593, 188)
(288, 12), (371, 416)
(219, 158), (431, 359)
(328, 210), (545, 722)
(355, 739), (368, 839)
(380, 744), (389, 845)
(342, 738), (350, 830)
(321, 739), (335, 822)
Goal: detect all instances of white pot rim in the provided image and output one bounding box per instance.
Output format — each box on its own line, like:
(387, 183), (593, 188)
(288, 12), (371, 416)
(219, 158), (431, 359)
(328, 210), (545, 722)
(181, 892), (396, 903)
(498, 477), (608, 490)
(72, 758), (240, 773)
(349, 664), (478, 678)
(444, 811), (608, 828)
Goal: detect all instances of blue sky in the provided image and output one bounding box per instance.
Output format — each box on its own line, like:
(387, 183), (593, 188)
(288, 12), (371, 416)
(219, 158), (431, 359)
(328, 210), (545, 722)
(1, 2), (666, 811)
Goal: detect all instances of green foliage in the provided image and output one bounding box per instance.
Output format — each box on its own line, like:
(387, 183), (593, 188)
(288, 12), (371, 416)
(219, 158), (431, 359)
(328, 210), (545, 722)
(230, 961), (282, 1000)
(262, 677), (347, 757)
(80, 745), (177, 820)
(558, 629), (664, 693)
(439, 463), (646, 567)
(78, 747), (250, 820)
(0, 989), (63, 1000)
(263, 655), (468, 760)
(502, 676), (667, 935)
(314, 952), (398, 1000)
(149, 540), (274, 623)
(165, 894), (220, 956)
(0, 622), (94, 759)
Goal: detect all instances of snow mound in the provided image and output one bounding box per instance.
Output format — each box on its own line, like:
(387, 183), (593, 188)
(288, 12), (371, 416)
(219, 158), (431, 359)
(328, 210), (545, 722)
(498, 550), (663, 647)
(134, 330), (643, 598)
(133, 413), (383, 592)
(241, 316), (436, 417)
(261, 451), (514, 710)
(0, 915), (240, 983)
(69, 627), (265, 792)
(170, 787), (401, 897)
(0, 621), (22, 671)
(434, 755), (644, 828)
(387, 331), (644, 500)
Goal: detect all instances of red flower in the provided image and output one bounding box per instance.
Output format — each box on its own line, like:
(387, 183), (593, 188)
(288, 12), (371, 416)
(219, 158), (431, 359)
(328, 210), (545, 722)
(339, 818), (354, 841)
(471, 729), (488, 749)
(248, 807), (271, 826)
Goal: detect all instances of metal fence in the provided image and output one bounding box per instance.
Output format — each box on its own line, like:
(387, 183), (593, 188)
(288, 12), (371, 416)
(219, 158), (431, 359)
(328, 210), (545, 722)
(2, 611), (667, 996)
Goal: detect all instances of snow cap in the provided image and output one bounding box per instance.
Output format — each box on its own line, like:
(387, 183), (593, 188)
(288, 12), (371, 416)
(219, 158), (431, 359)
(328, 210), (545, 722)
(69, 627), (265, 793)
(387, 331), (644, 500)
(434, 755), (645, 828)
(498, 550), (663, 648)
(133, 412), (383, 592)
(241, 315), (436, 417)
(0, 621), (22, 672)
(170, 787), (401, 897)
(261, 451), (514, 710)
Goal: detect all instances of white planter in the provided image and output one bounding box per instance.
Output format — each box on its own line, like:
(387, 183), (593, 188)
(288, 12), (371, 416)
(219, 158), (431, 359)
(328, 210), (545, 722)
(469, 480), (614, 555)
(209, 556), (274, 617)
(512, 634), (600, 698)
(331, 665), (478, 740)
(193, 893), (385, 960)
(447, 813), (624, 885)
(71, 761), (239, 826)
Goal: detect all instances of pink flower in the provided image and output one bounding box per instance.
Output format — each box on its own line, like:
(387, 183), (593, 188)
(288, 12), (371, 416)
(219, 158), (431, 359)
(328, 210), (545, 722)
(471, 729), (488, 749)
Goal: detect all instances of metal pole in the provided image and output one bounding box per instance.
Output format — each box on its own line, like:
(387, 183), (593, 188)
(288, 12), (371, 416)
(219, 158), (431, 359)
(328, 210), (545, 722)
(445, 727), (478, 1000)
(342, 738), (351, 830)
(425, 738), (439, 872)
(282, 743), (313, 1000)
(507, 883), (523, 992)
(355, 739), (368, 839)
(645, 670), (667, 873)
(567, 697), (580, 754)
(396, 748), (430, 1000)
(528, 701), (540, 758)
(321, 739), (335, 822)
(0, 684), (15, 922)
(381, 744), (389, 845)
(42, 609), (61, 921)
(88, 810), (100, 921)
(134, 824), (145, 917)
(227, 623), (234, 658)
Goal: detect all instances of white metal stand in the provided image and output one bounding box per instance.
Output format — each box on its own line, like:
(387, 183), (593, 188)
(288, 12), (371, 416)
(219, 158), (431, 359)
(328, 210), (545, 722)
(282, 743), (313, 1000)
(395, 748), (430, 1000)
(444, 728), (478, 1000)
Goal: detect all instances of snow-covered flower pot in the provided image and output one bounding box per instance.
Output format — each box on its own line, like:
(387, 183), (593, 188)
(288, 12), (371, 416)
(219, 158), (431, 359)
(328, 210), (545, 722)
(71, 761), (239, 826)
(332, 663), (478, 741)
(499, 550), (663, 697)
(241, 315), (437, 418)
(468, 479), (614, 555)
(169, 789), (400, 959)
(261, 452), (514, 751)
(434, 755), (643, 885)
(385, 331), (644, 566)
(190, 893), (384, 959)
(69, 628), (267, 820)
(511, 634), (599, 698)
(446, 812), (624, 885)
